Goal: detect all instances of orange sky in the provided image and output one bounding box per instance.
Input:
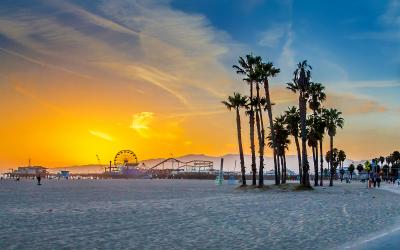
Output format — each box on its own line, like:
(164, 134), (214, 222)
(0, 0), (399, 170)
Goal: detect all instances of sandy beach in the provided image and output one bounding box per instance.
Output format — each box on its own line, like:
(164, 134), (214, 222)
(1, 179), (399, 250)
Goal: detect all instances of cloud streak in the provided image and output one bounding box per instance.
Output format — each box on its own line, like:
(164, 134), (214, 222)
(89, 130), (113, 141)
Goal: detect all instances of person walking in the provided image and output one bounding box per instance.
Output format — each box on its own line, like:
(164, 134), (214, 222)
(36, 172), (41, 185)
(376, 174), (381, 188)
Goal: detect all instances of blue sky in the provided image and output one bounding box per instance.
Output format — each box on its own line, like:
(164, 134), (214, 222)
(0, 0), (399, 167)
(171, 0), (399, 80)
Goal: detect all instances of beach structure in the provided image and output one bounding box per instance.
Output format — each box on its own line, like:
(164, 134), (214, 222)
(143, 158), (215, 178)
(57, 170), (70, 179)
(6, 166), (48, 178)
(102, 150), (215, 179)
(103, 150), (143, 177)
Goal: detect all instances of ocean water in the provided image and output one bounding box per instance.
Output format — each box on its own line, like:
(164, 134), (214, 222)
(1, 179), (399, 250)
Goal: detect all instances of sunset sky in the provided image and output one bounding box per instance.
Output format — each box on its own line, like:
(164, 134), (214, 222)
(0, 0), (399, 169)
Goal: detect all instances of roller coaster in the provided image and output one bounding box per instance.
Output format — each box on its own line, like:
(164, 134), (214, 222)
(142, 158), (214, 175)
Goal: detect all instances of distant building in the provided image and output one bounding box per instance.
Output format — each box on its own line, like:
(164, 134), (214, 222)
(15, 166), (47, 175)
(265, 169), (297, 176)
(7, 166), (48, 178)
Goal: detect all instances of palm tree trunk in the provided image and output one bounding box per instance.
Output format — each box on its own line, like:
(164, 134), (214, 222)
(314, 145), (319, 186)
(280, 155), (284, 183)
(329, 135), (334, 186)
(294, 135), (302, 183)
(249, 84), (257, 186)
(312, 146), (317, 186)
(277, 154), (281, 184)
(319, 139), (323, 186)
(256, 84), (265, 187)
(299, 95), (310, 186)
(263, 79), (279, 185)
(283, 152), (287, 183)
(236, 108), (246, 186)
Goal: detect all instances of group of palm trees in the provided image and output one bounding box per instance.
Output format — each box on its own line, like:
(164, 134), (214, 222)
(325, 148), (347, 183)
(223, 54), (344, 188)
(367, 151), (400, 177)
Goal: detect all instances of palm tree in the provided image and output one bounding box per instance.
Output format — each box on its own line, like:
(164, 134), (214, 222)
(222, 93), (248, 186)
(284, 106), (302, 181)
(348, 163), (355, 180)
(338, 150), (346, 181)
(287, 60), (312, 187)
(259, 61), (280, 185)
(308, 83), (326, 186)
(316, 110), (327, 186)
(307, 115), (319, 186)
(233, 55), (259, 186)
(327, 148), (340, 180)
(323, 108), (344, 186)
(268, 115), (290, 184)
(325, 151), (330, 174)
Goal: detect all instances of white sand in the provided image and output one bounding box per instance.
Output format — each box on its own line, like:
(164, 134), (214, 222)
(0, 179), (399, 250)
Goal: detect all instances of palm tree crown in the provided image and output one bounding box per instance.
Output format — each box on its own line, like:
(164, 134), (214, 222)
(222, 93), (248, 111)
(287, 60), (312, 94)
(308, 82), (326, 111)
(323, 108), (344, 137)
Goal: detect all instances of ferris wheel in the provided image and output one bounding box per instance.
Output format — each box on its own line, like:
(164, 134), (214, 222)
(114, 150), (138, 166)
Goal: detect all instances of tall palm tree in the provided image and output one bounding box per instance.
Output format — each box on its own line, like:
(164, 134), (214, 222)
(284, 106), (302, 181)
(222, 93), (248, 186)
(323, 108), (344, 186)
(287, 60), (312, 187)
(307, 114), (320, 186)
(259, 61), (280, 185)
(233, 55), (259, 186)
(253, 61), (267, 187)
(317, 108), (328, 186)
(308, 82), (326, 186)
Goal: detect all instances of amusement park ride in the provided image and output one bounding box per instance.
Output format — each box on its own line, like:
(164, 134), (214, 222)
(103, 150), (215, 179)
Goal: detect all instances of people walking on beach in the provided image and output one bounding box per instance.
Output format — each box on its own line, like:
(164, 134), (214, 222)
(376, 174), (381, 188)
(373, 173), (377, 188)
(369, 172), (373, 188)
(36, 172), (41, 185)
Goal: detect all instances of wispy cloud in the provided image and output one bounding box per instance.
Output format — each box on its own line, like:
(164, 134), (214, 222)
(89, 130), (113, 141)
(335, 80), (400, 89)
(268, 85), (389, 115)
(129, 111), (184, 140)
(258, 24), (288, 47)
(277, 23), (295, 78)
(130, 112), (154, 138)
(0, 0), (237, 107)
(381, 0), (400, 27)
(325, 92), (388, 115)
(0, 47), (93, 79)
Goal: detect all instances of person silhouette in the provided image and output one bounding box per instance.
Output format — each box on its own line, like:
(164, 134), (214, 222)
(36, 173), (41, 185)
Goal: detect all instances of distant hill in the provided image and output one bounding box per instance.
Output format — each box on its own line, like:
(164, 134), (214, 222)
(48, 154), (362, 174)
